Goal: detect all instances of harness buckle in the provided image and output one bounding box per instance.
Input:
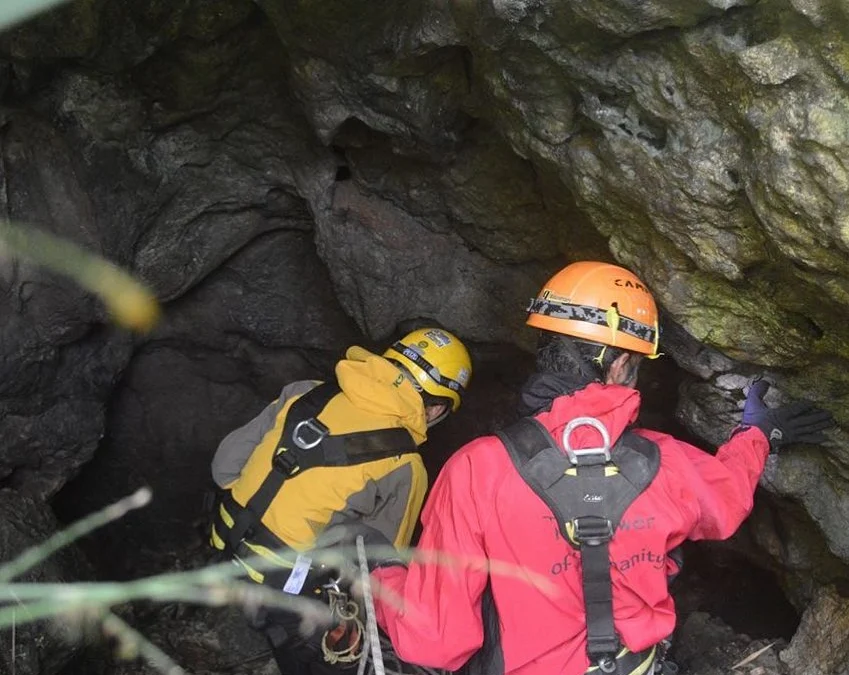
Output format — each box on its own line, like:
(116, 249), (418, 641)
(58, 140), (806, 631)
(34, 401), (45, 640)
(562, 416), (612, 465)
(573, 516), (614, 546)
(292, 418), (329, 450)
(272, 447), (300, 476)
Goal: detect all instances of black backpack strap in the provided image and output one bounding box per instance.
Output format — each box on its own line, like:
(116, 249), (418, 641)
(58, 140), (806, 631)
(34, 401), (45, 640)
(498, 417), (660, 674)
(290, 427), (417, 472)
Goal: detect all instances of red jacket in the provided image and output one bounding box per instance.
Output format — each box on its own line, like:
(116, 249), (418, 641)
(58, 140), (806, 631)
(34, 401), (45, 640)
(373, 383), (769, 675)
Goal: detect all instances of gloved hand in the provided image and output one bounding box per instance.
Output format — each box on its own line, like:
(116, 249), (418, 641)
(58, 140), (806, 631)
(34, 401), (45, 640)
(740, 378), (834, 453)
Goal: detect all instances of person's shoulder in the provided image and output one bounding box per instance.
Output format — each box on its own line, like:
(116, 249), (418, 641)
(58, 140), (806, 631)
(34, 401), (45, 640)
(441, 433), (510, 475)
(630, 427), (677, 446)
(278, 379), (323, 400)
(630, 427), (706, 469)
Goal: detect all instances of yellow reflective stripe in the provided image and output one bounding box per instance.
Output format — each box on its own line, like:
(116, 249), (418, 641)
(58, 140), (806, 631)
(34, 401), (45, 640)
(629, 647), (657, 675)
(565, 520), (576, 545)
(241, 540), (297, 568)
(219, 503), (234, 528)
(210, 525), (225, 551)
(233, 554), (265, 583)
(565, 466), (619, 477)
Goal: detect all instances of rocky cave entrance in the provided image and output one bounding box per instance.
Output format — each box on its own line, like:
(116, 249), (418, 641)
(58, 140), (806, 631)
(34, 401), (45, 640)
(51, 336), (801, 674)
(3, 1), (849, 674)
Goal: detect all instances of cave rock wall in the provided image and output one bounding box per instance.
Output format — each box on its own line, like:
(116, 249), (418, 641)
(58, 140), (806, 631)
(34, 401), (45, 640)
(0, 1), (848, 672)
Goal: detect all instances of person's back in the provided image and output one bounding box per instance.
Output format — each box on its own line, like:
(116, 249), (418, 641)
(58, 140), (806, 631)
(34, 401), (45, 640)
(369, 262), (833, 675)
(429, 382), (767, 673)
(208, 327), (473, 675)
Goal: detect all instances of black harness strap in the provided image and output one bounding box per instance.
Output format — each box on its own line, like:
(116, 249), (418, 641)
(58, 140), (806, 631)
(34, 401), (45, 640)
(497, 417), (660, 674)
(225, 383), (341, 549)
(221, 382), (418, 554)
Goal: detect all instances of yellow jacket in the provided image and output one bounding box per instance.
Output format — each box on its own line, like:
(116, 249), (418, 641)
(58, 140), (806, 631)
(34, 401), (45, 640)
(211, 347), (429, 560)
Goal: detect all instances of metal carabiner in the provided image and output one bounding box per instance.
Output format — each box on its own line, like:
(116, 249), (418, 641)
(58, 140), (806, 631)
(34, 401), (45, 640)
(562, 416), (612, 465)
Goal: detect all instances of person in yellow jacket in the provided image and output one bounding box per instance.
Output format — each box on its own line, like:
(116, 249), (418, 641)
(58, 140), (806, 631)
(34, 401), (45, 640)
(209, 327), (472, 675)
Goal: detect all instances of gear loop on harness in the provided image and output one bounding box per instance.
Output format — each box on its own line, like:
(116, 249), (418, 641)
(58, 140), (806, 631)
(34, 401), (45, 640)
(562, 416), (612, 465)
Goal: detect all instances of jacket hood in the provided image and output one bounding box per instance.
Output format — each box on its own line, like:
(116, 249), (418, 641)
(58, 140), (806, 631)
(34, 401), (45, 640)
(535, 382), (641, 452)
(335, 346), (428, 445)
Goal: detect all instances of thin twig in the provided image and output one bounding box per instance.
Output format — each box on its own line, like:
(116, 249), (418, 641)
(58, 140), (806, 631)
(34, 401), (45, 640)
(0, 221), (160, 331)
(731, 642), (775, 670)
(0, 577), (331, 630)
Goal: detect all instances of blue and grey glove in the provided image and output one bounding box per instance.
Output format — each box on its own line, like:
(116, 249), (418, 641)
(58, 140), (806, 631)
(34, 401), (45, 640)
(740, 379), (834, 453)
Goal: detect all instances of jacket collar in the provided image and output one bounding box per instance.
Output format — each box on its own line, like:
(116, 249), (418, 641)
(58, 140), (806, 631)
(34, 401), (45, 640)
(534, 383), (641, 451)
(334, 346), (428, 445)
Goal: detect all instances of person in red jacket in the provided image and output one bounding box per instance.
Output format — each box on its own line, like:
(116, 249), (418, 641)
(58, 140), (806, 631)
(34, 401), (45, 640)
(357, 261), (834, 675)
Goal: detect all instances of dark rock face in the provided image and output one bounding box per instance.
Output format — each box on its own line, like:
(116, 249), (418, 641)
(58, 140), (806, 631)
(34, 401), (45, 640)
(673, 611), (789, 675)
(0, 489), (92, 675)
(780, 585), (849, 675)
(54, 228), (358, 579)
(0, 0), (848, 673)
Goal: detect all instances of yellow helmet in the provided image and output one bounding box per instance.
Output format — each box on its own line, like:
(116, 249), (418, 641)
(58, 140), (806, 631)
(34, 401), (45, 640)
(383, 327), (472, 412)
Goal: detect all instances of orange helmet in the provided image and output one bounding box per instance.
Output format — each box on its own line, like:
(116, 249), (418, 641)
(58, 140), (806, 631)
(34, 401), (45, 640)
(526, 261), (660, 356)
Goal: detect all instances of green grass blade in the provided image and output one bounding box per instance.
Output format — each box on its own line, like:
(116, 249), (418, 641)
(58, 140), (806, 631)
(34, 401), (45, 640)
(0, 0), (72, 31)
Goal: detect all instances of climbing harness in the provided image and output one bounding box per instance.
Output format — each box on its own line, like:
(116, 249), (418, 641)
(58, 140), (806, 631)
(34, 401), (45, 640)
(209, 382), (418, 589)
(497, 415), (661, 675)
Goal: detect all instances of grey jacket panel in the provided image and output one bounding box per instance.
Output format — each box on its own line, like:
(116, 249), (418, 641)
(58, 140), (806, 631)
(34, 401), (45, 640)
(211, 379), (320, 488)
(323, 461), (417, 547)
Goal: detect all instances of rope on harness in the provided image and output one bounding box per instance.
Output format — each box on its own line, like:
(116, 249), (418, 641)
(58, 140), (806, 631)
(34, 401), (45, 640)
(321, 589), (365, 665)
(323, 537), (446, 675)
(357, 534), (386, 675)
